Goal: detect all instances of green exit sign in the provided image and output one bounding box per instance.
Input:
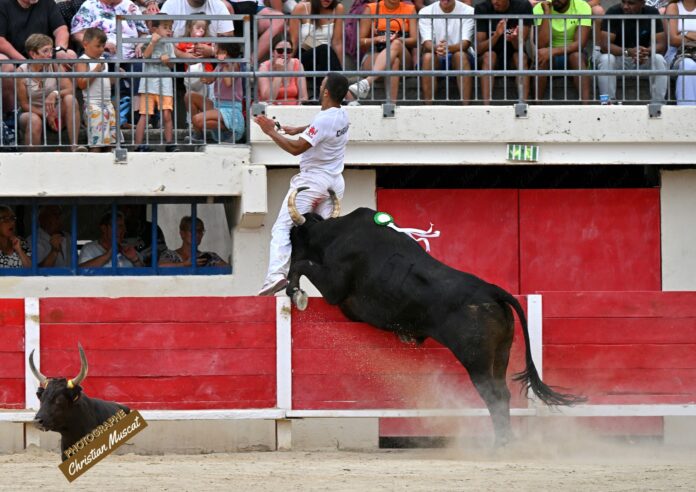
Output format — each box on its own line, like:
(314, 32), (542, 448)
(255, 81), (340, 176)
(507, 144), (540, 162)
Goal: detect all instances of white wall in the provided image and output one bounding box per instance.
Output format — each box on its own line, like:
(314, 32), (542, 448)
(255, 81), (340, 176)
(661, 169), (696, 291)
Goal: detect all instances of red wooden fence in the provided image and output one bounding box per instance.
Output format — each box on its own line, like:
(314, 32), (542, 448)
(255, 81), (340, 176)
(0, 299), (25, 409)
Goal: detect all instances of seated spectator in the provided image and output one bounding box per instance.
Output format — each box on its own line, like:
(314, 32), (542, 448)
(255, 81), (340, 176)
(258, 36), (308, 105)
(75, 27), (119, 152)
(71, 0), (149, 128)
(475, 0), (533, 104)
(78, 211), (143, 267)
(159, 216), (228, 267)
(289, 0), (344, 96)
(226, 0), (284, 62)
(0, 205), (31, 268)
(177, 16), (215, 98)
(349, 0), (418, 101)
(27, 205), (71, 267)
(533, 0), (592, 103)
(187, 42), (245, 143)
(120, 204), (168, 266)
(598, 0), (667, 103)
(665, 0), (696, 105)
(418, 0), (475, 104)
(17, 34), (82, 150)
(0, 0), (76, 113)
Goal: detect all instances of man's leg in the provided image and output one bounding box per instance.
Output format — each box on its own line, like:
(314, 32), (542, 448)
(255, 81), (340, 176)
(259, 174), (335, 295)
(421, 52), (437, 103)
(596, 53), (617, 100)
(646, 54), (668, 102)
(480, 51), (498, 105)
(452, 51), (472, 104)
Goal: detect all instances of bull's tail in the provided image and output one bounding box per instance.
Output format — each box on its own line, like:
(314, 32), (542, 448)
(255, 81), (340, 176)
(494, 287), (587, 406)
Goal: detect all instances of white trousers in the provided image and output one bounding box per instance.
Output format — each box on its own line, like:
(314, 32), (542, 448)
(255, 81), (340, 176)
(596, 53), (668, 102)
(263, 171), (345, 283)
(675, 57), (696, 106)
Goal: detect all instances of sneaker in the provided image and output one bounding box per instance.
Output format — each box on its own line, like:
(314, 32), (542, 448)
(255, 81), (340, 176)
(135, 144), (151, 152)
(184, 130), (205, 144)
(165, 143), (179, 152)
(348, 79), (370, 99)
(257, 277), (288, 296)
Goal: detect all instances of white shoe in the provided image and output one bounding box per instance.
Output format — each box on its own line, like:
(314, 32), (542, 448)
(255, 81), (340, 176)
(257, 277), (288, 296)
(348, 79), (370, 99)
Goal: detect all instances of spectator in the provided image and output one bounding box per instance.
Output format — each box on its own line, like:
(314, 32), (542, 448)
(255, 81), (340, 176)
(349, 0), (418, 101)
(71, 0), (149, 128)
(533, 0), (592, 103)
(120, 204), (168, 266)
(665, 0), (696, 105)
(418, 0), (475, 104)
(27, 205), (71, 267)
(159, 216), (228, 267)
(75, 27), (119, 152)
(78, 211), (143, 267)
(17, 34), (82, 150)
(597, 0), (667, 103)
(258, 36), (308, 105)
(475, 0), (533, 104)
(177, 16), (215, 98)
(227, 0), (284, 62)
(134, 17), (176, 152)
(0, 0), (75, 111)
(187, 42), (245, 143)
(160, 0), (234, 49)
(289, 0), (345, 96)
(0, 205), (31, 268)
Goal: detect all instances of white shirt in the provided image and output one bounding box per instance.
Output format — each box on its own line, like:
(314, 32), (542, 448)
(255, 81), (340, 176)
(79, 54), (111, 105)
(160, 0), (235, 37)
(299, 107), (349, 177)
(78, 241), (134, 267)
(27, 228), (72, 267)
(418, 2), (474, 47)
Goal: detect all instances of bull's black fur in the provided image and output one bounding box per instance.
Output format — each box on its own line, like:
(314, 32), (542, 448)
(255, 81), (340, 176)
(34, 379), (129, 461)
(287, 207), (585, 446)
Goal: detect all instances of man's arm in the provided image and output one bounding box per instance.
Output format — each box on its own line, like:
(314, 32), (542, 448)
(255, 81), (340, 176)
(53, 25), (70, 51)
(255, 115), (312, 156)
(0, 36), (24, 59)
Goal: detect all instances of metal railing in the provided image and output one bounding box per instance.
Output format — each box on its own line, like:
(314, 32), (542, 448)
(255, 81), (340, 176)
(1, 13), (696, 152)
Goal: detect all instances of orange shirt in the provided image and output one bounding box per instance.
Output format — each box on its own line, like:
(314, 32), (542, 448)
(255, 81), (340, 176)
(366, 1), (416, 34)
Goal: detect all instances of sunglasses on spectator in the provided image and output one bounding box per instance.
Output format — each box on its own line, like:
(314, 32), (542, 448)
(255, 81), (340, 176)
(0, 215), (17, 223)
(275, 46), (291, 54)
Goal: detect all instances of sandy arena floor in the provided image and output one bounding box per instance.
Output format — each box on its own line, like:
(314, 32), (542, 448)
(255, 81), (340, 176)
(1, 439), (695, 492)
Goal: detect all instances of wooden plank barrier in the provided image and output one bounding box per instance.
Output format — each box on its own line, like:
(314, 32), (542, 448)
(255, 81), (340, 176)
(0, 299), (26, 409)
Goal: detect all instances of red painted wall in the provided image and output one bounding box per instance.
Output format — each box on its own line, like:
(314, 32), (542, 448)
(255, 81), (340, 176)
(542, 292), (696, 405)
(39, 298), (277, 410)
(0, 300), (25, 409)
(292, 299), (528, 410)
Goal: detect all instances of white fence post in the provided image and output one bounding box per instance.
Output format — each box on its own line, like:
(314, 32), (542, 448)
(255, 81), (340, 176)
(24, 297), (41, 448)
(276, 296), (292, 450)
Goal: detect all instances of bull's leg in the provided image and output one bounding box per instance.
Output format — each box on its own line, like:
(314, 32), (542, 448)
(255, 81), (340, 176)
(468, 369), (512, 447)
(286, 259), (349, 305)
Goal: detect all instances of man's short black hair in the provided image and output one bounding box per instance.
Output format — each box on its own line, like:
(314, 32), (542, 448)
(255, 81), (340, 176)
(324, 72), (349, 103)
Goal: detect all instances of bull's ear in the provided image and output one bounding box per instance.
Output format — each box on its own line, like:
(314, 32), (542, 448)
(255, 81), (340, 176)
(36, 387), (45, 400)
(68, 384), (83, 402)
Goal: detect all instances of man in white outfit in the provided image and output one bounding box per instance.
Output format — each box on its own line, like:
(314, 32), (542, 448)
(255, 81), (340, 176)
(255, 72), (350, 296)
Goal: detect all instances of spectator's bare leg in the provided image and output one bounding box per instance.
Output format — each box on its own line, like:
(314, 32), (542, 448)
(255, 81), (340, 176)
(192, 110), (223, 133)
(568, 52), (591, 104)
(387, 40), (410, 103)
(480, 52), (497, 105)
(535, 56), (550, 102)
(19, 112), (42, 148)
(61, 94), (79, 147)
(0, 55), (15, 112)
(452, 51), (472, 105)
(256, 8), (284, 62)
(162, 109), (174, 143)
(421, 52), (437, 104)
(513, 53), (530, 102)
(590, 5), (605, 49)
(134, 111), (148, 145)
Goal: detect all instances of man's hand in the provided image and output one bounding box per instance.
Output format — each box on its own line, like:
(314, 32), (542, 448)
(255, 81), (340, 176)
(495, 20), (507, 39)
(536, 47), (552, 66)
(49, 234), (63, 253)
(282, 125), (304, 136)
(105, 42), (117, 54)
(435, 40), (448, 57)
(254, 115), (278, 136)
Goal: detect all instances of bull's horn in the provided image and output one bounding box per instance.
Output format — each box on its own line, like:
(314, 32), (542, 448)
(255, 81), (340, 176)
(67, 344), (88, 389)
(328, 190), (341, 219)
(28, 350), (48, 388)
(287, 187), (307, 226)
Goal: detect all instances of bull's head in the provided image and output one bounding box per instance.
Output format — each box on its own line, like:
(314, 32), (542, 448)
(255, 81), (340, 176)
(29, 344), (88, 432)
(287, 187), (341, 226)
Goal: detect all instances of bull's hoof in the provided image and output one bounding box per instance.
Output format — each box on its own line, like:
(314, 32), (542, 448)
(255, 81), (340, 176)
(292, 290), (308, 311)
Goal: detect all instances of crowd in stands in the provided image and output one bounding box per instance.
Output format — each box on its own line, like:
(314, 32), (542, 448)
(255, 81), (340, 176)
(0, 204), (228, 270)
(1, 0), (695, 150)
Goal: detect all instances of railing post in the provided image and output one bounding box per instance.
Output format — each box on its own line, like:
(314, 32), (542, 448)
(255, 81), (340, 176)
(114, 16), (127, 163)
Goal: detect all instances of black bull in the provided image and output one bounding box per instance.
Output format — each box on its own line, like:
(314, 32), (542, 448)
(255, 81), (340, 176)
(286, 188), (585, 445)
(29, 345), (129, 461)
